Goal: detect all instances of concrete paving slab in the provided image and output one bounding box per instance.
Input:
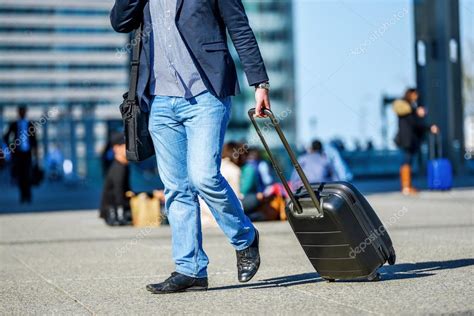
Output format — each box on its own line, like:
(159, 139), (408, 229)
(0, 189), (473, 315)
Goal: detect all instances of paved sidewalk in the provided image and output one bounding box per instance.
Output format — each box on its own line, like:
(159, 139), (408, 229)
(1, 189), (473, 315)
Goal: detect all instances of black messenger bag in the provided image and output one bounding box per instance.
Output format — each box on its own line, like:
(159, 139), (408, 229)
(120, 25), (155, 162)
(248, 108), (396, 282)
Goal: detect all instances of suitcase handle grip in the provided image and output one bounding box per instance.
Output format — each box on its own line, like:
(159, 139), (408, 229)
(248, 108), (322, 217)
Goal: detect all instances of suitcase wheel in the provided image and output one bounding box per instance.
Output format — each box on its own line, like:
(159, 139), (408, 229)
(325, 278), (336, 283)
(367, 272), (381, 282)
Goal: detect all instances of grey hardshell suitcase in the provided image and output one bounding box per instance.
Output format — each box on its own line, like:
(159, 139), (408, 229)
(249, 108), (396, 281)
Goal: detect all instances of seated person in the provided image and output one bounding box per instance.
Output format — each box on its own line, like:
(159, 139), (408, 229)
(290, 140), (335, 189)
(240, 147), (266, 220)
(99, 133), (131, 226)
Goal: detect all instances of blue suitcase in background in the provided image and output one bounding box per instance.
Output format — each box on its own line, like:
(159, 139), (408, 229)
(427, 159), (453, 190)
(427, 132), (453, 190)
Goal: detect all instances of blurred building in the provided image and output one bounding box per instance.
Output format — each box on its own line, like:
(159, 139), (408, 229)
(463, 40), (474, 154)
(227, 0), (296, 146)
(414, 0), (465, 171)
(0, 0), (296, 180)
(466, 116), (474, 153)
(0, 0), (129, 178)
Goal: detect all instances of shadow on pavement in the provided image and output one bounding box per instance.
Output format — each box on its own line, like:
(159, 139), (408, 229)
(379, 258), (474, 281)
(207, 272), (323, 291)
(208, 258), (474, 291)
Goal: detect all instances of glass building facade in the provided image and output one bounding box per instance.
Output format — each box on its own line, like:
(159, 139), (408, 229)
(0, 0), (295, 179)
(227, 0), (296, 147)
(0, 0), (129, 178)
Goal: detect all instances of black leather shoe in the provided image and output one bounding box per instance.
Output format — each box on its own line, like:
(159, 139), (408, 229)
(146, 272), (208, 294)
(236, 229), (260, 283)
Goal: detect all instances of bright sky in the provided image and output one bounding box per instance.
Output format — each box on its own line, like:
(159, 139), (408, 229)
(294, 0), (473, 149)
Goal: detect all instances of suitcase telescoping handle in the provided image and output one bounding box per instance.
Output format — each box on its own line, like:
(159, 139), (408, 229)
(248, 108), (323, 217)
(429, 130), (442, 160)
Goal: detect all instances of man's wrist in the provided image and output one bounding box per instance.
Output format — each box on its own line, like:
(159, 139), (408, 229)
(254, 81), (270, 91)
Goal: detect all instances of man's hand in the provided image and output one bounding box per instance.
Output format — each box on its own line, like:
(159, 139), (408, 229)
(254, 88), (271, 118)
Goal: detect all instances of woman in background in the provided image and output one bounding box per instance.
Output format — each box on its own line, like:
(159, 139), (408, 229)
(393, 88), (437, 194)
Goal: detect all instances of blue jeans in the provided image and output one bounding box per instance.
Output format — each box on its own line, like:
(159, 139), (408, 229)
(148, 91), (256, 278)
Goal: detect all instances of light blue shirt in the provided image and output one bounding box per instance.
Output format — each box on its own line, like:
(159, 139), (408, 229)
(325, 143), (353, 181)
(149, 0), (207, 98)
(291, 152), (334, 187)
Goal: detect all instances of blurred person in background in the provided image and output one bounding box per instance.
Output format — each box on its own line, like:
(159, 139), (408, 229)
(393, 88), (438, 194)
(257, 153), (274, 189)
(330, 138), (346, 152)
(221, 141), (244, 196)
(354, 140), (363, 151)
(203, 144), (281, 223)
(325, 140), (353, 182)
(240, 147), (266, 221)
(99, 133), (131, 226)
(3, 106), (38, 203)
(45, 142), (64, 181)
(239, 147), (283, 221)
(100, 140), (114, 177)
(241, 147), (265, 194)
(290, 139), (335, 189)
(365, 140), (374, 151)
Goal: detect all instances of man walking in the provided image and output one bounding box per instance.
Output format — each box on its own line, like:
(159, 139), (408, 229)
(110, 0), (271, 293)
(3, 106), (38, 203)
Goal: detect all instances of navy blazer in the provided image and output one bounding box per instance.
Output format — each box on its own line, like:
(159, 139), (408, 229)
(110, 0), (269, 111)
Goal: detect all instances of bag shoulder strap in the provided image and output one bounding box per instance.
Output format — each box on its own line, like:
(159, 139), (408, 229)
(127, 24), (143, 102)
